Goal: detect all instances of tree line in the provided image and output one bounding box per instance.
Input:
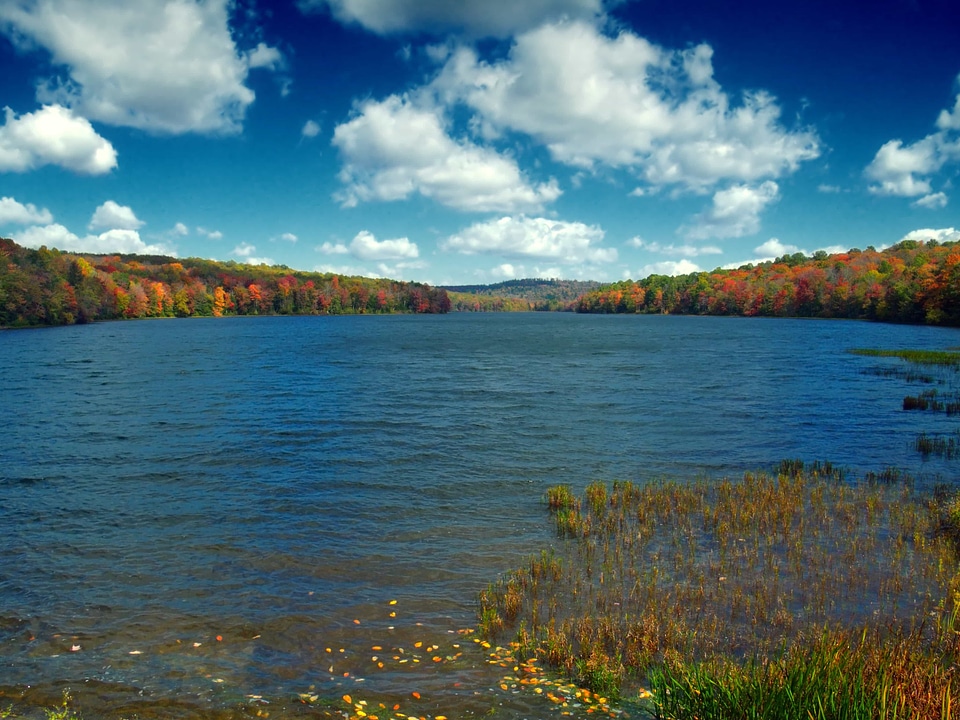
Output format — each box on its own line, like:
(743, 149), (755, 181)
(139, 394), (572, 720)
(0, 238), (451, 327)
(574, 240), (960, 326)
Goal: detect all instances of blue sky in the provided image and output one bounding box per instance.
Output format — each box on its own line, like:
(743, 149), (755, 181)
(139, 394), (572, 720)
(1, 0), (959, 285)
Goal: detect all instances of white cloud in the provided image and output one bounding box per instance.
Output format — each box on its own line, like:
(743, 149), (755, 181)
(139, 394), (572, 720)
(314, 262), (371, 276)
(13, 223), (175, 255)
(332, 95), (560, 212)
(300, 0), (603, 38)
(865, 137), (940, 197)
(441, 215), (616, 264)
(754, 238), (799, 257)
(0, 196), (53, 225)
(866, 77), (960, 201)
(197, 227), (223, 240)
(274, 232), (298, 243)
(349, 230), (419, 261)
(638, 259), (701, 278)
(247, 42), (284, 70)
(912, 192), (948, 209)
(232, 242), (272, 264)
(817, 184), (842, 193)
(431, 21), (819, 188)
(173, 222), (189, 236)
(684, 181), (779, 240)
(317, 241), (350, 255)
(936, 74), (960, 131)
(89, 200), (144, 231)
(630, 238), (722, 257)
(0, 104), (117, 174)
(301, 119), (321, 138)
(900, 227), (960, 244)
(491, 262), (519, 279)
(0, 0), (261, 134)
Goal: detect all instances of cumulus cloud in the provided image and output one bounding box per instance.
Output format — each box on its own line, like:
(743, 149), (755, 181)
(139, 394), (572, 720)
(232, 242), (272, 265)
(430, 21), (819, 188)
(301, 119), (321, 138)
(865, 137), (940, 197)
(638, 259), (701, 278)
(866, 75), (960, 202)
(754, 238), (799, 257)
(299, 0), (603, 37)
(900, 227), (960, 244)
(273, 232), (298, 243)
(172, 222), (189, 236)
(629, 237), (722, 257)
(683, 181), (780, 240)
(197, 227), (223, 240)
(13, 223), (175, 255)
(332, 95), (560, 212)
(349, 230), (419, 260)
(89, 200), (144, 231)
(441, 215), (616, 264)
(246, 42), (284, 70)
(318, 231), (420, 262)
(317, 241), (350, 255)
(912, 192), (948, 209)
(0, 0), (265, 134)
(936, 74), (960, 131)
(0, 196), (53, 225)
(0, 104), (117, 174)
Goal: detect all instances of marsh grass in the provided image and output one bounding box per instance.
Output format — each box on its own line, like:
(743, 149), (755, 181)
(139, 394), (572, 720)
(478, 464), (960, 716)
(849, 349), (960, 367)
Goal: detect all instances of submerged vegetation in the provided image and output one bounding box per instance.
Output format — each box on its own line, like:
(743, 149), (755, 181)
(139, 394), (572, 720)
(478, 464), (960, 718)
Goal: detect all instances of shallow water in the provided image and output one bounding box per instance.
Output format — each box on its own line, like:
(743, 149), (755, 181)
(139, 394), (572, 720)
(2, 313), (958, 717)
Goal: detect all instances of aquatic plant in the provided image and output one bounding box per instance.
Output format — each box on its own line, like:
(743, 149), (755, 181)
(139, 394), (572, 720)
(479, 463), (960, 711)
(849, 349), (960, 366)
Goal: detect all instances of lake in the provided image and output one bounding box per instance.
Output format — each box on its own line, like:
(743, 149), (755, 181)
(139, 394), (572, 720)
(2, 313), (959, 718)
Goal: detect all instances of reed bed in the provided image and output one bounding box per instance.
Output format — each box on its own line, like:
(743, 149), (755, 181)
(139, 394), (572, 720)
(478, 463), (960, 718)
(849, 349), (960, 367)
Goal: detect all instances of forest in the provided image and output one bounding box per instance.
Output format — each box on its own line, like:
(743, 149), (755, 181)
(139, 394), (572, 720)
(575, 239), (960, 325)
(3, 236), (960, 328)
(0, 237), (451, 327)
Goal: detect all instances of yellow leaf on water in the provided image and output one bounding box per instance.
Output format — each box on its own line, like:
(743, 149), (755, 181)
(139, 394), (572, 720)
(342, 695), (352, 704)
(389, 600), (397, 605)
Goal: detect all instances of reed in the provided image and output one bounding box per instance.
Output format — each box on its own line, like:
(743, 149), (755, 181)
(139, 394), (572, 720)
(479, 464), (960, 715)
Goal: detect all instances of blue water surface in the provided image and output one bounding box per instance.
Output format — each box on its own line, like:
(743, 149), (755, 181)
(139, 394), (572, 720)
(2, 313), (958, 715)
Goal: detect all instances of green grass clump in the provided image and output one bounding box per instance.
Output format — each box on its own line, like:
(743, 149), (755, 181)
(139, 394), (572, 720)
(649, 629), (956, 720)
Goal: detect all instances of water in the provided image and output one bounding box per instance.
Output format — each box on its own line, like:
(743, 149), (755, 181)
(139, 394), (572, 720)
(2, 313), (959, 717)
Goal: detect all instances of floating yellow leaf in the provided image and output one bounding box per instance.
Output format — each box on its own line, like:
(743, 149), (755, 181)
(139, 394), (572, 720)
(389, 600), (397, 605)
(343, 695), (352, 704)
(411, 691), (420, 700)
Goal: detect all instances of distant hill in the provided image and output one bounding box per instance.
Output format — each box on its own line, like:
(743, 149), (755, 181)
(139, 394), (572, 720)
(442, 278), (602, 311)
